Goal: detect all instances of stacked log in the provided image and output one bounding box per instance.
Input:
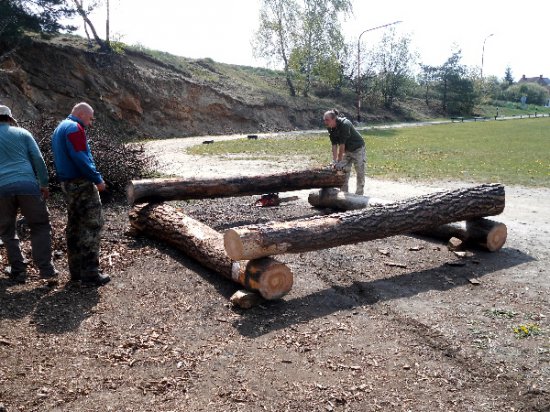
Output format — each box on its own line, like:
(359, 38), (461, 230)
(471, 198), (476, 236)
(224, 184), (505, 260)
(127, 168), (345, 204)
(129, 203), (293, 300)
(310, 188), (507, 252)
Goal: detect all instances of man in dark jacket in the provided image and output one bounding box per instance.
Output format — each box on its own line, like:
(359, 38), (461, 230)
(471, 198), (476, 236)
(51, 102), (110, 286)
(323, 109), (366, 195)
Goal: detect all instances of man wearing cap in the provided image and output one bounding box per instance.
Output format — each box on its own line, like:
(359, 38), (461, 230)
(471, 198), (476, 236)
(51, 102), (110, 286)
(0, 105), (57, 283)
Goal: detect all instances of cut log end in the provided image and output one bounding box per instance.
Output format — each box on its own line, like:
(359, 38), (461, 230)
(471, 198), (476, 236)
(466, 219), (508, 252)
(483, 222), (507, 251)
(224, 229), (244, 261)
(126, 183), (135, 205)
(244, 259), (293, 300)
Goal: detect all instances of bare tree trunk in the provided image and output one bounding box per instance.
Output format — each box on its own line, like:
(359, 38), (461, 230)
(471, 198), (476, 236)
(129, 203), (293, 299)
(224, 184), (505, 260)
(127, 168), (345, 204)
(73, 0), (111, 52)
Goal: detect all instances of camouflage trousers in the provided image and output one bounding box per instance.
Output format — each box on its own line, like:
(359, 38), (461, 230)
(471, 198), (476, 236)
(61, 179), (104, 279)
(340, 146), (367, 195)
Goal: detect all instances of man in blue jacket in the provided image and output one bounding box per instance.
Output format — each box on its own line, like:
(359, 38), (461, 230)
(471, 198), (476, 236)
(51, 102), (110, 286)
(0, 105), (57, 283)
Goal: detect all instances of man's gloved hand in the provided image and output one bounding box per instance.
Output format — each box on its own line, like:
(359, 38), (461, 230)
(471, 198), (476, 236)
(334, 160), (346, 171)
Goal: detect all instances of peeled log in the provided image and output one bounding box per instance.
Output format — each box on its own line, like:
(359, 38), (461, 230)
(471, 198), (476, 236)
(224, 183), (505, 260)
(308, 188), (389, 210)
(127, 168), (345, 204)
(128, 203), (293, 299)
(311, 188), (507, 252)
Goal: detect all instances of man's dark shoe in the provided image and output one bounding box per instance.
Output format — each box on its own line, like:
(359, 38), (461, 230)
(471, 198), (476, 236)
(4, 267), (27, 284)
(39, 269), (59, 280)
(81, 273), (111, 286)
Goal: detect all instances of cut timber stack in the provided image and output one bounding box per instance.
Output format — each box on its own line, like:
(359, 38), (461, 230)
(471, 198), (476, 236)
(127, 168), (345, 204)
(129, 203), (293, 300)
(309, 188), (507, 252)
(224, 183), (505, 260)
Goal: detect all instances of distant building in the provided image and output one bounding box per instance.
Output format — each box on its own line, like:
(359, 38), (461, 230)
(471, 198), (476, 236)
(518, 74), (550, 91)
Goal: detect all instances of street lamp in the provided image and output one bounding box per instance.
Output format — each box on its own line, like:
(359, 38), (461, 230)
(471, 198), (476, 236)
(481, 33), (494, 80)
(356, 20), (402, 122)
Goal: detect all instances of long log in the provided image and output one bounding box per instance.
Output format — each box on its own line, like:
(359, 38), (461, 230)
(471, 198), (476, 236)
(128, 203), (293, 299)
(127, 168), (346, 204)
(224, 183), (505, 260)
(310, 188), (507, 252)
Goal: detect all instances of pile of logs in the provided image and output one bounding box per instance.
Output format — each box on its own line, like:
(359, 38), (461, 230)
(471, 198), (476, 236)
(128, 168), (507, 307)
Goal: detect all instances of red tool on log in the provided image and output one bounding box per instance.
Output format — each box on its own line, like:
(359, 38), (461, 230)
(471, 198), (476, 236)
(254, 193), (299, 207)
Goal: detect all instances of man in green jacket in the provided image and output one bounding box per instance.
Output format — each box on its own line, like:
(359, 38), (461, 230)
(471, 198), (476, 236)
(0, 105), (57, 283)
(323, 109), (366, 195)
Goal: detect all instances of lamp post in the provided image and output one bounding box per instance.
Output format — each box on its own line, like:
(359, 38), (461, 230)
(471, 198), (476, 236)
(481, 33), (494, 80)
(356, 20), (402, 122)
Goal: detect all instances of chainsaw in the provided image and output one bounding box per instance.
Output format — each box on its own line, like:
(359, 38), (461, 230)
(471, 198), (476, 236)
(254, 193), (299, 207)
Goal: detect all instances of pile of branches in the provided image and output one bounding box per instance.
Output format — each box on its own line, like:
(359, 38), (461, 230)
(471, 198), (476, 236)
(20, 117), (157, 199)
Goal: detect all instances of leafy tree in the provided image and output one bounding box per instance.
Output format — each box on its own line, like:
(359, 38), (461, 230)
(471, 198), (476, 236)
(253, 0), (299, 96)
(254, 0), (351, 97)
(0, 0), (75, 44)
(419, 64), (439, 107)
(369, 29), (417, 108)
(291, 0), (351, 96)
(436, 50), (477, 115)
(504, 66), (514, 85)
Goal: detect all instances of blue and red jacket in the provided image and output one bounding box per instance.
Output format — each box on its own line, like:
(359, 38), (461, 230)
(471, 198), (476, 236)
(51, 115), (103, 184)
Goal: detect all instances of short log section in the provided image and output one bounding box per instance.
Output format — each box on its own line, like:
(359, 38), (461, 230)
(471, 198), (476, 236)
(129, 203), (293, 299)
(310, 188), (507, 252)
(224, 183), (505, 260)
(308, 188), (388, 210)
(127, 168), (346, 204)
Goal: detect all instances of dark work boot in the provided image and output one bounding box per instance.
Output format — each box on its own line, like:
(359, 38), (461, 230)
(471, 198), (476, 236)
(81, 273), (111, 287)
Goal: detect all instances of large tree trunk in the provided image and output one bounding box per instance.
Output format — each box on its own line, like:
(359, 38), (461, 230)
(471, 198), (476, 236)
(129, 203), (293, 299)
(126, 168), (345, 204)
(310, 188), (507, 252)
(127, 168), (345, 204)
(224, 184), (505, 260)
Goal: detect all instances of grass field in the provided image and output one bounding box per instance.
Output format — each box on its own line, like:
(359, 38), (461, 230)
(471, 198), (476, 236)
(188, 117), (550, 187)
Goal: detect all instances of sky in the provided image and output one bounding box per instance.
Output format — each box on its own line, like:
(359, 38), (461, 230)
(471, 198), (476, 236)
(78, 0), (549, 81)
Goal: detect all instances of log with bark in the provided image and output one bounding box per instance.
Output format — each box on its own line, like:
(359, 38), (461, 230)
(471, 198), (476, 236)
(310, 188), (507, 252)
(127, 168), (345, 204)
(224, 183), (505, 260)
(128, 203), (293, 299)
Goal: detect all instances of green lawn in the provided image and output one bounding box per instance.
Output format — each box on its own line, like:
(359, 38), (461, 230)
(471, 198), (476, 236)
(188, 117), (550, 187)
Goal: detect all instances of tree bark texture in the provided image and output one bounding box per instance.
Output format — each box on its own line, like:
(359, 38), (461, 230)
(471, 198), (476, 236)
(128, 203), (293, 299)
(311, 188), (507, 252)
(127, 168), (345, 204)
(415, 219), (507, 252)
(224, 184), (505, 260)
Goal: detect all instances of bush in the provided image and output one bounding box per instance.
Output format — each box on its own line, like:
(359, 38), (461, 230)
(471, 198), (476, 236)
(501, 83), (549, 106)
(21, 118), (157, 198)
